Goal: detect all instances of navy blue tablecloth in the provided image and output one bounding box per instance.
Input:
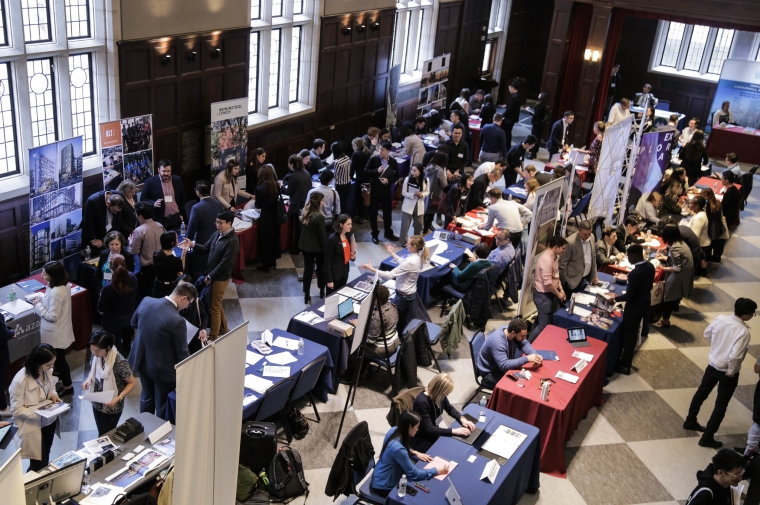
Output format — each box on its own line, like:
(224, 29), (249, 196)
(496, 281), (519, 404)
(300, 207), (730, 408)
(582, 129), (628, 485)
(165, 328), (333, 423)
(551, 272), (625, 377)
(379, 233), (474, 305)
(385, 404), (541, 505)
(502, 182), (528, 203)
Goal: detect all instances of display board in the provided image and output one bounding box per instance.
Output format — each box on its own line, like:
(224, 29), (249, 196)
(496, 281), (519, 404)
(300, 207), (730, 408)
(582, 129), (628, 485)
(628, 130), (673, 211)
(99, 115), (154, 191)
(589, 116), (632, 225)
(517, 178), (564, 317)
(29, 137), (84, 274)
(417, 54), (450, 116)
(710, 59), (760, 130)
(210, 98), (248, 174)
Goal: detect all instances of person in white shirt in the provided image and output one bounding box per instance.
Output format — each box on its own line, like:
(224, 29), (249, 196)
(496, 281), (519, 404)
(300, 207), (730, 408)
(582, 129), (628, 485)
(307, 170), (340, 228)
(712, 101), (734, 127)
(684, 297), (757, 448)
(473, 159), (508, 189)
(679, 118), (699, 147)
(397, 126), (426, 166)
(398, 164), (429, 247)
(607, 98), (632, 126)
(634, 84), (658, 108)
(480, 189), (532, 234)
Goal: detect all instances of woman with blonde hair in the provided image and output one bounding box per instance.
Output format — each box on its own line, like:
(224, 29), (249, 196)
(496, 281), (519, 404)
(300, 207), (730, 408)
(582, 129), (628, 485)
(214, 159), (254, 209)
(299, 192), (327, 304)
(411, 372), (477, 451)
(116, 179), (138, 236)
(524, 178), (540, 208)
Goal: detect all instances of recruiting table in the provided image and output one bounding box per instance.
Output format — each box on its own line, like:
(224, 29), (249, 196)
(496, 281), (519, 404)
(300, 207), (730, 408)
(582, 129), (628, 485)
(384, 404), (540, 505)
(166, 329), (333, 423)
(445, 209), (498, 247)
(488, 324), (607, 476)
(706, 125), (760, 166)
(694, 176), (742, 202)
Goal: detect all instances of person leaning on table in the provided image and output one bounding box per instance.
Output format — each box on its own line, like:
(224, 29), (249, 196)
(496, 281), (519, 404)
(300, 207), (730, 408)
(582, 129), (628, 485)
(477, 318), (541, 389)
(411, 373), (477, 453)
(10, 343), (62, 471)
(370, 410), (449, 497)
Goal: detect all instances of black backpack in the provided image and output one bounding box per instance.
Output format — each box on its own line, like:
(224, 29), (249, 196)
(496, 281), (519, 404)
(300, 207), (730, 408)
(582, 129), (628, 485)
(268, 447), (309, 501)
(285, 407), (310, 440)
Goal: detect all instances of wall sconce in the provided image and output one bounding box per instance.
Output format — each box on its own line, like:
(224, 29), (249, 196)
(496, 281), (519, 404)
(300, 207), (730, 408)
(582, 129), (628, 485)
(584, 49), (601, 63)
(211, 48), (221, 59)
(357, 24), (366, 34)
(371, 22), (380, 31)
(161, 54), (171, 67)
(343, 26), (352, 36)
(187, 51), (197, 63)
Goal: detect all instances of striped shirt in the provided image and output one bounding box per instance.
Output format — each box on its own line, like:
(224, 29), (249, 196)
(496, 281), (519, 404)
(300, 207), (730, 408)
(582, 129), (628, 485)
(334, 155), (351, 185)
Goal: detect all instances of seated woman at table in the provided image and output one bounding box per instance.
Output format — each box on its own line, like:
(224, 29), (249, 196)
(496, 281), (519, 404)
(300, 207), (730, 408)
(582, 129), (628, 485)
(640, 191), (662, 229)
(525, 178), (540, 208)
(448, 243), (492, 292)
(411, 373), (477, 452)
(443, 172), (473, 228)
(679, 130), (708, 187)
(659, 180), (686, 218)
(364, 285), (399, 358)
(9, 343), (62, 471)
(655, 224), (694, 328)
(152, 231), (186, 298)
(476, 318), (541, 389)
(82, 330), (136, 436)
(642, 106), (656, 133)
(325, 214), (356, 294)
(214, 159), (254, 209)
(686, 196), (710, 276)
(97, 254), (137, 357)
(370, 410), (449, 497)
(96, 230), (135, 289)
(701, 188), (730, 263)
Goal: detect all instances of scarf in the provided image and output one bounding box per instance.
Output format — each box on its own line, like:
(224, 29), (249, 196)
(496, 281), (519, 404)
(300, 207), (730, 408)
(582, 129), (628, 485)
(88, 346), (118, 397)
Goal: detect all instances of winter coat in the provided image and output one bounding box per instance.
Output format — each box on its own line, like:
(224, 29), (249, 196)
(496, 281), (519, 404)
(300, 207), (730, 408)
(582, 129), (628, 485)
(325, 421), (376, 500)
(439, 300), (465, 355)
(463, 266), (499, 327)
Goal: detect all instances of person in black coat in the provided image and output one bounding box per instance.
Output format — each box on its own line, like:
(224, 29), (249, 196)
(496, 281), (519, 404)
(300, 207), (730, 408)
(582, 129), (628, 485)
(140, 159), (186, 231)
(177, 276), (209, 355)
(96, 230), (135, 290)
(97, 254), (138, 357)
(324, 214), (356, 294)
(364, 142), (399, 243)
(529, 92), (549, 159)
(479, 94), (496, 126)
(82, 190), (126, 255)
(501, 81), (524, 150)
(116, 180), (138, 237)
(255, 164), (282, 272)
(612, 245), (655, 375)
(467, 170), (501, 212)
(445, 173), (473, 227)
(0, 312), (13, 416)
(546, 111), (575, 160)
(614, 216), (644, 253)
(281, 154), (313, 252)
(186, 180), (224, 280)
(410, 373), (476, 452)
(350, 138), (371, 223)
(309, 139), (327, 176)
(721, 171), (741, 228)
(299, 193), (328, 304)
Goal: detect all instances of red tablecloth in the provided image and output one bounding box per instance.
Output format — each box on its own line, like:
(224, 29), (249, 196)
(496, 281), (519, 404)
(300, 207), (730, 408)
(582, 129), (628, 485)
(469, 119), (482, 161)
(488, 325), (607, 476)
(232, 213), (292, 282)
(694, 176), (741, 198)
(707, 126), (760, 165)
(446, 209), (497, 247)
(600, 235), (666, 285)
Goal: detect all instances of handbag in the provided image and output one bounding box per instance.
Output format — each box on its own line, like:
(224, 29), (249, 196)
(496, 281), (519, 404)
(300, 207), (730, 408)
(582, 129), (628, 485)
(276, 193), (288, 225)
(361, 183), (371, 207)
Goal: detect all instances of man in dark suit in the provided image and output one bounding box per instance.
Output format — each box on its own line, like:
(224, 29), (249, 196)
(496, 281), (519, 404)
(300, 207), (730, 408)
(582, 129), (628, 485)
(129, 282), (197, 418)
(467, 169), (502, 212)
(364, 141), (399, 244)
(140, 159), (186, 231)
(501, 81), (524, 150)
(282, 153), (313, 252)
(443, 124), (471, 174)
(546, 111), (574, 159)
(612, 245), (655, 375)
(308, 139), (327, 176)
(605, 64), (622, 119)
(182, 209), (240, 340)
(82, 190), (126, 255)
(186, 180), (224, 280)
(559, 220), (598, 295)
(614, 215), (644, 253)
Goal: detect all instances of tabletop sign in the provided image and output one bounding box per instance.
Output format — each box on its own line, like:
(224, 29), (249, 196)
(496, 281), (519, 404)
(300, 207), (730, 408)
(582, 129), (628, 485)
(480, 459), (500, 483)
(571, 359), (588, 374)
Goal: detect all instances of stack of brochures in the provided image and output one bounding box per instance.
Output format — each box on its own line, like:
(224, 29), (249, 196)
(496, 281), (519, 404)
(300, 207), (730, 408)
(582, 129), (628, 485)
(34, 401), (71, 419)
(480, 425), (527, 460)
(106, 448), (167, 489)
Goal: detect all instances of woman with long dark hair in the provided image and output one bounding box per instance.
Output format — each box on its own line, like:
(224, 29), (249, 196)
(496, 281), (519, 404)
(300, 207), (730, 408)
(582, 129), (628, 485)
(97, 254), (138, 357)
(701, 188), (730, 263)
(424, 151), (448, 234)
(655, 224), (694, 328)
(214, 159), (254, 209)
(679, 130), (708, 186)
(370, 410), (449, 497)
(256, 164), (282, 272)
(324, 214), (356, 293)
(399, 163), (429, 247)
(152, 231), (185, 297)
(444, 172), (474, 227)
(282, 154), (313, 253)
(351, 138), (371, 223)
(479, 94), (496, 126)
(299, 192), (327, 304)
(245, 147), (266, 192)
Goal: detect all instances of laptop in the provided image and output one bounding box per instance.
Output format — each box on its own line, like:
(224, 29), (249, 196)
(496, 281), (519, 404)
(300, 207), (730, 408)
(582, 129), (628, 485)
(445, 478), (463, 505)
(567, 327), (590, 348)
(338, 297), (354, 320)
(455, 415), (494, 446)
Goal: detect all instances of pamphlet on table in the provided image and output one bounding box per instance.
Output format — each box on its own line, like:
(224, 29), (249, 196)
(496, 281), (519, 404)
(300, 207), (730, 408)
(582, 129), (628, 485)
(152, 437), (176, 458)
(272, 336), (300, 350)
(49, 450), (85, 470)
(106, 448), (167, 488)
(480, 425), (528, 460)
(267, 351), (297, 365)
(263, 365), (290, 378)
(79, 483), (126, 505)
(0, 299), (33, 315)
(245, 375), (273, 394)
(84, 436), (117, 456)
(293, 311), (324, 325)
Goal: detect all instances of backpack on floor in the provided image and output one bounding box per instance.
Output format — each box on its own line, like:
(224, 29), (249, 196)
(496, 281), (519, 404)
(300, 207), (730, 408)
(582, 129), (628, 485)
(285, 407), (310, 440)
(268, 447), (309, 501)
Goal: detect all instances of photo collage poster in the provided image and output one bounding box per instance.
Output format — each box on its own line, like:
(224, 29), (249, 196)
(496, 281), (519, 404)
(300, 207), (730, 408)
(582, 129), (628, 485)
(417, 53), (450, 117)
(99, 115), (154, 192)
(209, 97), (249, 175)
(29, 137), (84, 273)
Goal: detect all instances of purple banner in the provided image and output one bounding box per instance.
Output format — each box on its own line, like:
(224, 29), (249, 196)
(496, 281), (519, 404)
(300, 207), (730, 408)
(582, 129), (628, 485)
(629, 130), (673, 207)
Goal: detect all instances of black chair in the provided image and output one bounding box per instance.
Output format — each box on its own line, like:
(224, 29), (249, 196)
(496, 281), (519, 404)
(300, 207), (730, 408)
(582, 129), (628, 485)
(493, 262), (511, 312)
(361, 329), (410, 397)
(568, 193), (592, 229)
(740, 172), (754, 211)
(289, 357), (327, 422)
(328, 421), (380, 503)
(254, 377), (297, 442)
(655, 100), (670, 111)
(464, 330), (492, 405)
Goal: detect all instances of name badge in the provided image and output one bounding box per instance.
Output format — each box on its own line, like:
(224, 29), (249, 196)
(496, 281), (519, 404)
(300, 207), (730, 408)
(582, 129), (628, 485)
(458, 153), (464, 158)
(343, 242), (348, 248)
(103, 272), (112, 281)
(164, 195), (173, 203)
(611, 83), (616, 87)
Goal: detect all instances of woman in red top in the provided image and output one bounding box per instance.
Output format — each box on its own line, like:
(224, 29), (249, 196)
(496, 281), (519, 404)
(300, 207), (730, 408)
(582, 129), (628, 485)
(324, 214), (356, 294)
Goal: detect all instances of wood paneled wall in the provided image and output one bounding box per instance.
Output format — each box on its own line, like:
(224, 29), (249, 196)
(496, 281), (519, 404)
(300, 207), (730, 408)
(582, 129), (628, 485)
(118, 27), (250, 187)
(539, 1), (575, 122)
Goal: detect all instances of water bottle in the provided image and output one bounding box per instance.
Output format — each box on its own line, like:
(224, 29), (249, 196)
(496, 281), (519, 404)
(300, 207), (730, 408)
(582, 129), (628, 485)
(479, 395), (487, 417)
(85, 245), (91, 260)
(180, 221), (186, 238)
(297, 337), (304, 356)
(82, 469), (90, 494)
(398, 474), (407, 497)
(9, 286), (16, 302)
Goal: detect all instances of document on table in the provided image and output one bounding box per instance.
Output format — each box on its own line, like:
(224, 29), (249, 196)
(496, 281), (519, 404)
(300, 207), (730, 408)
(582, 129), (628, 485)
(293, 311), (324, 325)
(480, 425), (528, 460)
(262, 329), (274, 345)
(584, 285), (609, 295)
(572, 306), (592, 318)
(79, 483), (126, 505)
(423, 456), (458, 481)
(572, 350), (594, 362)
(0, 299), (33, 315)
(556, 371), (579, 383)
(263, 366), (291, 378)
(337, 286), (361, 298)
(425, 239), (442, 251)
(572, 293), (596, 306)
(430, 254), (449, 266)
(185, 320), (199, 344)
(246, 350), (264, 366)
(267, 351), (297, 365)
(79, 390), (115, 403)
(324, 294), (340, 319)
(272, 336), (300, 350)
(245, 375), (273, 394)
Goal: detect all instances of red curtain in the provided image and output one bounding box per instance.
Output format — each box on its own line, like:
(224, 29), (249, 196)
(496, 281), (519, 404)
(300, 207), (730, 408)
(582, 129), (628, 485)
(556, 3), (593, 122)
(590, 8), (626, 143)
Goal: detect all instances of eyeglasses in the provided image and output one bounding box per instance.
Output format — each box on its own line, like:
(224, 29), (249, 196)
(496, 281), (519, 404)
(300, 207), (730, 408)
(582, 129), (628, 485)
(725, 470), (743, 479)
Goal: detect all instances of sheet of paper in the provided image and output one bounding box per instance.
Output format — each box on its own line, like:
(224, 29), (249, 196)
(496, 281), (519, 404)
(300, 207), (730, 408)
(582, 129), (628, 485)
(572, 293), (596, 306)
(424, 456), (458, 481)
(324, 294), (340, 320)
(572, 350), (594, 362)
(261, 329), (274, 345)
(463, 248), (475, 259)
(79, 483), (126, 505)
(467, 455), (477, 463)
(556, 371), (579, 384)
(246, 350), (264, 366)
(383, 279), (396, 290)
(185, 319), (199, 344)
(147, 420), (173, 445)
(480, 459), (500, 483)
(585, 286), (609, 295)
(293, 311), (324, 324)
(267, 351), (297, 365)
(243, 393), (258, 406)
(262, 366), (291, 378)
(353, 302), (361, 315)
(425, 239), (442, 250)
(430, 254), (449, 266)
(0, 299), (33, 315)
(79, 390), (116, 403)
(480, 425), (528, 460)
(435, 243), (448, 255)
(337, 286), (361, 298)
(245, 375), (273, 394)
(572, 306), (592, 318)
(272, 336), (300, 350)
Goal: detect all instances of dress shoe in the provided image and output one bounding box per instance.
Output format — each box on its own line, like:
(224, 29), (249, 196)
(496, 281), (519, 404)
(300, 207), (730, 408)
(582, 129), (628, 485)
(614, 365), (631, 376)
(372, 237), (379, 244)
(683, 420), (706, 432)
(319, 287), (325, 299)
(698, 437), (722, 448)
(304, 294), (311, 305)
(384, 233), (399, 242)
(59, 386), (74, 397)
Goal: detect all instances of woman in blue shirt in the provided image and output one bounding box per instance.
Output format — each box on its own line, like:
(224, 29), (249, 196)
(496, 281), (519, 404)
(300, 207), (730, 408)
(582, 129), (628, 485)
(371, 410), (449, 496)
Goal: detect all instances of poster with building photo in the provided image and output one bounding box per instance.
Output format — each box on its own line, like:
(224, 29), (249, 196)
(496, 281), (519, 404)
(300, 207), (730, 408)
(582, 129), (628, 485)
(29, 137), (84, 273)
(99, 115), (154, 191)
(417, 53), (450, 116)
(210, 98), (248, 175)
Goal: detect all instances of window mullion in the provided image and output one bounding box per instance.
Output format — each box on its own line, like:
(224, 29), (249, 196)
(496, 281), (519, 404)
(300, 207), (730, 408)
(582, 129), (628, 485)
(260, 28), (271, 114)
(675, 25), (692, 70)
(280, 25), (291, 111)
(56, 54), (73, 139)
(700, 28), (718, 74)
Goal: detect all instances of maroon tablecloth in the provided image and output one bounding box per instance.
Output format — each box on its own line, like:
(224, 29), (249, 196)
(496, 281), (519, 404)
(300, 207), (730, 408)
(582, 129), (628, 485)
(469, 119), (482, 161)
(488, 325), (607, 476)
(707, 127), (760, 165)
(232, 213), (292, 283)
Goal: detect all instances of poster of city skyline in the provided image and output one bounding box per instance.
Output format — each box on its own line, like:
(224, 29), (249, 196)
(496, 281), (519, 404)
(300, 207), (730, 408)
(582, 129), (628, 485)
(29, 137), (84, 273)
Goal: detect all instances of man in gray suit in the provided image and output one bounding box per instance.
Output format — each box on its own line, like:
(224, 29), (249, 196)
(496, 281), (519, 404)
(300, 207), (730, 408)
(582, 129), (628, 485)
(559, 220), (598, 295)
(129, 283), (198, 419)
(186, 180), (224, 280)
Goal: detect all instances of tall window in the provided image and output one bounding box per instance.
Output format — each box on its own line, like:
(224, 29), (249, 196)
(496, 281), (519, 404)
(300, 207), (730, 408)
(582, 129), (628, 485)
(69, 53), (95, 155)
(27, 58), (57, 147)
(482, 39), (493, 75)
(0, 63), (18, 177)
(0, 2), (8, 46)
(652, 21), (736, 79)
(249, 0), (318, 121)
(392, 1), (435, 80)
(65, 0), (91, 39)
(21, 0), (52, 43)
